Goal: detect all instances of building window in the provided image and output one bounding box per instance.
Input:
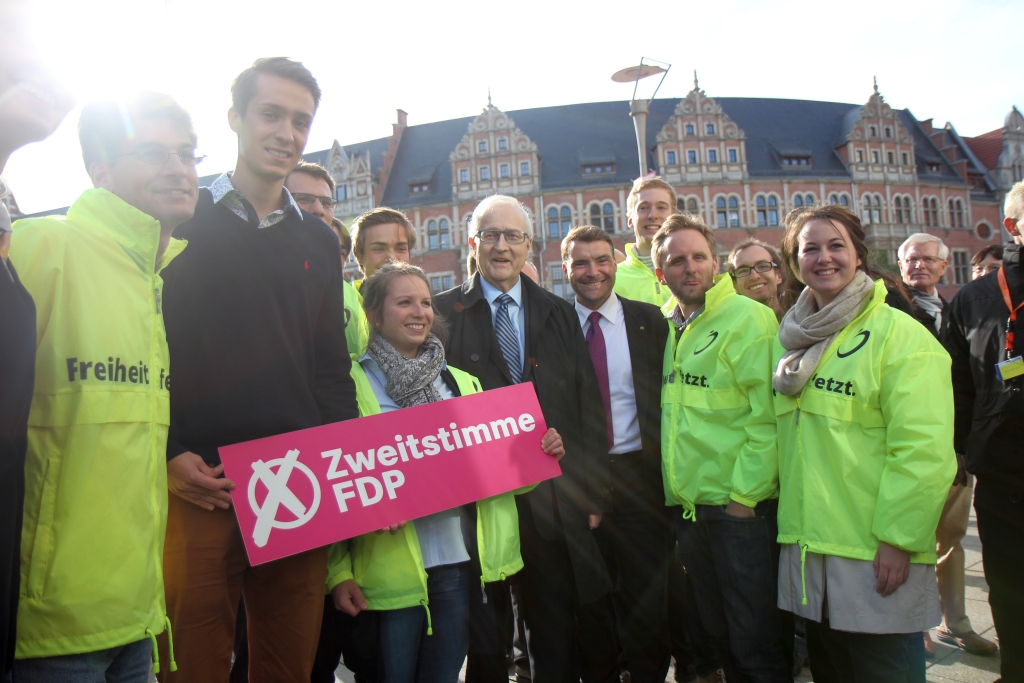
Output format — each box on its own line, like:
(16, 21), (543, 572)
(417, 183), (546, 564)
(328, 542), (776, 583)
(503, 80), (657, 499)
(520, 162), (530, 176)
(728, 149), (738, 163)
(708, 149), (718, 163)
(428, 220), (438, 250)
(885, 126), (893, 138)
(459, 169), (469, 183)
(793, 195), (803, 208)
(862, 195), (882, 224)
(439, 218), (450, 249)
(977, 222), (992, 240)
(870, 125), (878, 137)
(952, 250), (970, 285)
(582, 164), (615, 175)
(686, 198), (699, 212)
(871, 150), (880, 164)
(840, 194), (849, 206)
(887, 151), (895, 164)
(923, 197), (939, 226)
(442, 275), (452, 290)
(894, 196), (905, 223)
(335, 185), (348, 201)
(716, 197), (727, 227)
(478, 141), (487, 153)
(410, 183), (429, 194)
(727, 197), (740, 227)
(589, 202), (616, 233)
(901, 152), (909, 165)
(926, 162), (942, 174)
(756, 195), (779, 226)
(667, 150), (677, 165)
(856, 150), (864, 163)
(498, 138), (508, 151)
(687, 150), (697, 164)
(479, 166), (490, 181)
(685, 124), (695, 135)
(706, 123), (715, 134)
(547, 206), (572, 239)
(781, 156), (811, 166)
(550, 264), (571, 300)
(500, 164), (509, 179)
(948, 198), (965, 228)
(431, 276), (441, 292)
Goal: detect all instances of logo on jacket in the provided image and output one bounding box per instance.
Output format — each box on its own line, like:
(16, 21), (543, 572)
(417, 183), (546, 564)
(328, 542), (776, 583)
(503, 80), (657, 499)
(836, 330), (870, 358)
(693, 331), (719, 355)
(248, 449), (321, 547)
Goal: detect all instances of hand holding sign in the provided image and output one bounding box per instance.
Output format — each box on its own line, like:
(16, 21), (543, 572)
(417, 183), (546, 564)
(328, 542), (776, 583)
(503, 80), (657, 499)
(220, 383), (560, 566)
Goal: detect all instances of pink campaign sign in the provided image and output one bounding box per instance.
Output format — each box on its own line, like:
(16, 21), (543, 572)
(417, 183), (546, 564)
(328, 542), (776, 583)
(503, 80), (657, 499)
(219, 383), (559, 565)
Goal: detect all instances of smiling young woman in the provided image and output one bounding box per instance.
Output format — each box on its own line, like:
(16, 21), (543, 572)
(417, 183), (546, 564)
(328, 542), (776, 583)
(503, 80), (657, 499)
(771, 204), (957, 681)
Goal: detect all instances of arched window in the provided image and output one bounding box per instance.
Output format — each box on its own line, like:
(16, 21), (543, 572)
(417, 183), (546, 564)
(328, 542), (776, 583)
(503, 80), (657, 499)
(948, 198), (964, 228)
(715, 197), (727, 228)
(602, 202), (615, 233)
(547, 207), (559, 239)
(686, 198), (698, 212)
(840, 195), (849, 206)
(727, 197), (740, 227)
(677, 199), (686, 212)
(590, 203), (601, 227)
(427, 219), (438, 250)
(862, 195), (882, 224)
(549, 206), (571, 239)
(755, 195), (779, 226)
(804, 194), (815, 205)
(829, 194), (838, 204)
(894, 197), (904, 224)
(439, 218), (450, 249)
(561, 206), (572, 236)
(793, 195), (803, 208)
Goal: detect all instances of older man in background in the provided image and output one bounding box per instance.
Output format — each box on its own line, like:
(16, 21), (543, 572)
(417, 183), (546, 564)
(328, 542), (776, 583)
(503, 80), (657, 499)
(898, 233), (997, 658)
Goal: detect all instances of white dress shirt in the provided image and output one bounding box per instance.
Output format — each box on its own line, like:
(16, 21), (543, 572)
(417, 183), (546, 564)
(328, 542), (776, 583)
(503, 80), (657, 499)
(574, 294), (642, 454)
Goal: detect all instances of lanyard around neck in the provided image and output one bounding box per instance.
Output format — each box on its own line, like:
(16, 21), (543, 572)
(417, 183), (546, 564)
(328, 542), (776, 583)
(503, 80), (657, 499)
(997, 266), (1024, 359)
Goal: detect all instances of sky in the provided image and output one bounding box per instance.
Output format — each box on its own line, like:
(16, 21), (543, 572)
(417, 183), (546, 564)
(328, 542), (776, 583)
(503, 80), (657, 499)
(5, 0), (1022, 214)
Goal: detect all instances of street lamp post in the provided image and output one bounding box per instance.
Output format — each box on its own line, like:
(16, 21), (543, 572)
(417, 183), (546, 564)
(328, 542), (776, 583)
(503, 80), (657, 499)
(612, 58), (671, 177)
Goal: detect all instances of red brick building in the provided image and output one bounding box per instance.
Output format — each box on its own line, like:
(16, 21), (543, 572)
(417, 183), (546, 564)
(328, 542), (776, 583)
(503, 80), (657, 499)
(298, 81), (1017, 301)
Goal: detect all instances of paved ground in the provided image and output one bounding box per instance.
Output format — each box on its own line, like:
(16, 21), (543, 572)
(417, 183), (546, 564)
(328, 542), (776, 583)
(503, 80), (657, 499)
(330, 498), (1003, 683)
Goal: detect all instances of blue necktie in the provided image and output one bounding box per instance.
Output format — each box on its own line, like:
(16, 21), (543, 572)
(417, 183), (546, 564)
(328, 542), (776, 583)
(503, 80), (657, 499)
(495, 294), (522, 383)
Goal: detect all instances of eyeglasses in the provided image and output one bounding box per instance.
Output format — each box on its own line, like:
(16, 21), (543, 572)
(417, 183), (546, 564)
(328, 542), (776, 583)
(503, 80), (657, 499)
(474, 229), (531, 245)
(120, 149), (206, 166)
(731, 261), (777, 279)
(904, 257), (945, 267)
(292, 193), (337, 210)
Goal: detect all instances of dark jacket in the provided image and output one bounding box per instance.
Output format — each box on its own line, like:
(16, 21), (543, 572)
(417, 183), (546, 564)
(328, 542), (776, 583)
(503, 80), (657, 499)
(611, 295), (670, 513)
(947, 244), (1024, 490)
(434, 273), (611, 604)
(162, 189), (357, 465)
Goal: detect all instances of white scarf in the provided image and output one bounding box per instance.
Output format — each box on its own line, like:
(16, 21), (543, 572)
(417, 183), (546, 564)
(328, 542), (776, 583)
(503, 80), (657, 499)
(773, 271), (875, 396)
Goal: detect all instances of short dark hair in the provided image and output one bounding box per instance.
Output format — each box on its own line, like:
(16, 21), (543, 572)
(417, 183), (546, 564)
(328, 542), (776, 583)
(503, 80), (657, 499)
(561, 225), (614, 261)
(231, 57), (321, 116)
(290, 161), (335, 192)
(78, 92), (197, 170)
(350, 207), (416, 260)
(651, 213), (717, 271)
(971, 244), (1004, 267)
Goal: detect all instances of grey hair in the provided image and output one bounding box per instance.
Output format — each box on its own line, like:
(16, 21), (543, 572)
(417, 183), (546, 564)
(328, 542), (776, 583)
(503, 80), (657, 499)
(1004, 181), (1024, 221)
(898, 232), (949, 261)
(469, 194), (533, 237)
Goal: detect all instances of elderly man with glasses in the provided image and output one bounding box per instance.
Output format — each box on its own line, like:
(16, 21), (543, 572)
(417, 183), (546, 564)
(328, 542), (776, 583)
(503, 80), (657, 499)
(897, 232), (998, 659)
(435, 194), (615, 683)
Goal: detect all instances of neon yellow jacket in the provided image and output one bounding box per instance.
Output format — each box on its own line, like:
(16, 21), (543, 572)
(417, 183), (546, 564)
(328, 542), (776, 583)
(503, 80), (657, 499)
(343, 279), (368, 359)
(10, 189), (184, 665)
(613, 243), (672, 308)
(773, 279), (955, 564)
(661, 275), (780, 516)
(326, 363), (525, 614)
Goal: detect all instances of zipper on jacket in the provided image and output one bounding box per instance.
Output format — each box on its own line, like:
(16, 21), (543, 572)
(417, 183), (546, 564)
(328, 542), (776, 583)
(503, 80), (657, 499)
(420, 599), (433, 636)
(154, 286), (161, 314)
(800, 542), (810, 606)
(794, 396), (802, 425)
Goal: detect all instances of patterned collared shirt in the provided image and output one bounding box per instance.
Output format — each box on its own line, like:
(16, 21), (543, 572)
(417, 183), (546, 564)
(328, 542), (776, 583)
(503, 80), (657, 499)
(208, 172), (303, 229)
(672, 304), (705, 340)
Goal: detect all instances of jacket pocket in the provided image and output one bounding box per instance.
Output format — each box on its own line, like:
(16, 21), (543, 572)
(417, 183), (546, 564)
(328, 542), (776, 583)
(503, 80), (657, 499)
(23, 446), (61, 600)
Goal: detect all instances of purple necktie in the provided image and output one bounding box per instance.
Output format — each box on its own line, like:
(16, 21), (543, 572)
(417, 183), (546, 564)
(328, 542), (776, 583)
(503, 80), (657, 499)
(586, 311), (614, 452)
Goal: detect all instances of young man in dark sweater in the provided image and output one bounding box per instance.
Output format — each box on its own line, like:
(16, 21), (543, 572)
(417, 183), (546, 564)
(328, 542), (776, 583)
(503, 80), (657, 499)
(158, 57), (358, 682)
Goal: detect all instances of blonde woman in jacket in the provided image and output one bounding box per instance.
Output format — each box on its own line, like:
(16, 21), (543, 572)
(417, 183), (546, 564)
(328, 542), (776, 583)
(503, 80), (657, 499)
(773, 204), (955, 682)
(329, 262), (564, 683)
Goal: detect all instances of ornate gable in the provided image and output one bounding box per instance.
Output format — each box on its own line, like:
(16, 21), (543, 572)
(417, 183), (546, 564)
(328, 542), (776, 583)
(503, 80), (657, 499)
(655, 75), (746, 184)
(450, 98), (539, 201)
(837, 80), (916, 182)
(325, 140), (375, 221)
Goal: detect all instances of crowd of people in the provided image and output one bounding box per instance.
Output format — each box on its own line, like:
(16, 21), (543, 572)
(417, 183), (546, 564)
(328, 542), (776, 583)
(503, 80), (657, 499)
(0, 30), (1022, 683)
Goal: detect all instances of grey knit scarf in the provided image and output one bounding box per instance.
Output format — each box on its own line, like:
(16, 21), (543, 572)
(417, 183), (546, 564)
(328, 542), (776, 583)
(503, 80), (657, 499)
(909, 288), (943, 333)
(367, 333), (446, 408)
(773, 271), (875, 396)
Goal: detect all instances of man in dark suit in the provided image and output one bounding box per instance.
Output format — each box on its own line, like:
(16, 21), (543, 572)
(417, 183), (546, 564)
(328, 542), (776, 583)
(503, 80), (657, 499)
(561, 226), (672, 683)
(434, 195), (613, 683)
